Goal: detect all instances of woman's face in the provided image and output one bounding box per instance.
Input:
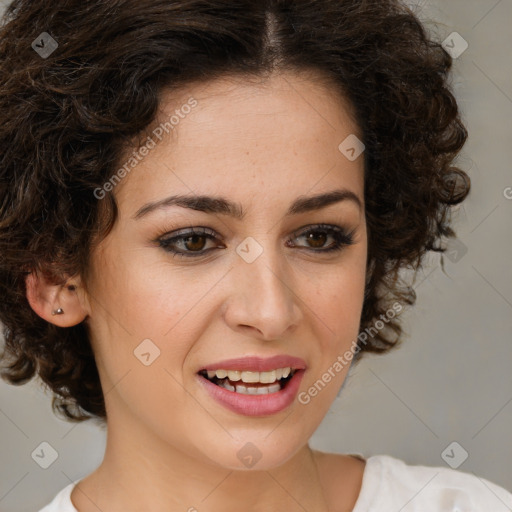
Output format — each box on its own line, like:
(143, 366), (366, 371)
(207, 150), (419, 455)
(84, 71), (367, 469)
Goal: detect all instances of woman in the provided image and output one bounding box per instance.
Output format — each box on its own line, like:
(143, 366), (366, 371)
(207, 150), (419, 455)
(0, 0), (510, 510)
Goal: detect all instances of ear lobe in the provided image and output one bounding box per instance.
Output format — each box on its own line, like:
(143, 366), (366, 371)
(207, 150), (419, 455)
(25, 270), (89, 327)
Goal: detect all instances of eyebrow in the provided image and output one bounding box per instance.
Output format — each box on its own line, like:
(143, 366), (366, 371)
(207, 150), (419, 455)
(133, 188), (363, 220)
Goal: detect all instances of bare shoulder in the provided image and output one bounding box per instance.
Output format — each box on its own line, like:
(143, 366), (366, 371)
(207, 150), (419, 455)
(312, 450), (366, 512)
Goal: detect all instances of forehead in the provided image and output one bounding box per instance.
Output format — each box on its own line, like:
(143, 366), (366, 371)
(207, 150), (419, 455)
(155, 71), (360, 142)
(114, 71), (364, 213)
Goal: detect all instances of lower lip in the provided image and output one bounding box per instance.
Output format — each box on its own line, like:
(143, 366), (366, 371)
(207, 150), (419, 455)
(197, 370), (305, 416)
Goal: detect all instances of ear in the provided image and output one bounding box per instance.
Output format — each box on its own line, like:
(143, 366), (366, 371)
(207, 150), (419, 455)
(25, 270), (90, 327)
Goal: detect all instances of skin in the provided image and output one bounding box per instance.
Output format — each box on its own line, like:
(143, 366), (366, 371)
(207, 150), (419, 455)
(26, 71), (368, 512)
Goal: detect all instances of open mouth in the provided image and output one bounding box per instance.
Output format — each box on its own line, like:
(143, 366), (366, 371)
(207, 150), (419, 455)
(198, 368), (298, 395)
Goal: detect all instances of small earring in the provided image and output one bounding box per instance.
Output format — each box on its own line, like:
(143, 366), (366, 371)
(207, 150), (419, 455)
(51, 307), (64, 315)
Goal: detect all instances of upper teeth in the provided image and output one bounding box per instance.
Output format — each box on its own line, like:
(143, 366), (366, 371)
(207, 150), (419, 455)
(206, 367), (293, 383)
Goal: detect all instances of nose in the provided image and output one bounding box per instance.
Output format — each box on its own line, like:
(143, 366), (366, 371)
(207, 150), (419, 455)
(222, 241), (303, 340)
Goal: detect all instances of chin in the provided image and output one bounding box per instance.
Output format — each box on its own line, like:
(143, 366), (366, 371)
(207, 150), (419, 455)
(195, 433), (309, 472)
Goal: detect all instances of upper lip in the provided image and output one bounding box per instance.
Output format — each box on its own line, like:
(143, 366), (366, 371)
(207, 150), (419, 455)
(198, 355), (307, 373)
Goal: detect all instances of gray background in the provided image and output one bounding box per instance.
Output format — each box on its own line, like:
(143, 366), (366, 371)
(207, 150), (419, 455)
(1, 0), (511, 510)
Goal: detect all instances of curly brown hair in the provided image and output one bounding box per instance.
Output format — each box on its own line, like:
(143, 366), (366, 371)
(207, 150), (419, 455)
(0, 0), (469, 422)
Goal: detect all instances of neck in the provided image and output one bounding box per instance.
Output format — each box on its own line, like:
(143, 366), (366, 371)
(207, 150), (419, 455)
(72, 411), (331, 512)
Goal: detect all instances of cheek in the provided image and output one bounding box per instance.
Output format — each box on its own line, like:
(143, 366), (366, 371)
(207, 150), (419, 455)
(85, 244), (225, 400)
(315, 281), (365, 357)
(298, 254), (367, 411)
(89, 238), (206, 336)
(310, 251), (367, 344)
(84, 251), (197, 423)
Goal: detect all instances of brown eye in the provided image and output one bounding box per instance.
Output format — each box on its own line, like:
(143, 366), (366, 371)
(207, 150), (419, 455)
(157, 227), (222, 258)
(304, 231), (328, 248)
(289, 224), (356, 253)
(182, 234), (207, 252)
(156, 224), (355, 259)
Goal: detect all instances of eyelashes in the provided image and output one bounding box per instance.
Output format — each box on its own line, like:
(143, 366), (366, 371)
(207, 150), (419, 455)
(156, 227), (220, 258)
(155, 223), (356, 259)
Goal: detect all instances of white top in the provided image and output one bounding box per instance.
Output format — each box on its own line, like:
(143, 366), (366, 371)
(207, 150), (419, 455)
(38, 454), (512, 511)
